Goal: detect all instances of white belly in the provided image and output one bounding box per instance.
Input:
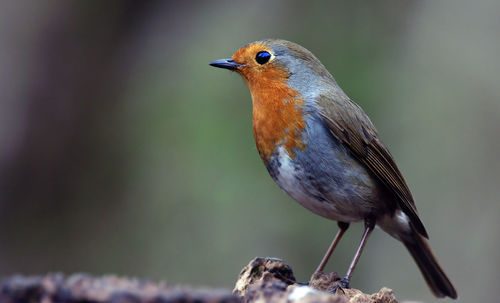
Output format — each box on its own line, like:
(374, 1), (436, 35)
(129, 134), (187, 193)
(274, 147), (366, 222)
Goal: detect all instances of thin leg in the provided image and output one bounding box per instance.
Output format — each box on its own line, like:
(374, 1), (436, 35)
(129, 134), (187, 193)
(315, 221), (349, 273)
(332, 217), (375, 292)
(344, 217), (375, 280)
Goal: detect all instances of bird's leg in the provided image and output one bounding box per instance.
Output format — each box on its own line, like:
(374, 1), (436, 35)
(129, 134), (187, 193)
(315, 221), (350, 273)
(331, 217), (375, 293)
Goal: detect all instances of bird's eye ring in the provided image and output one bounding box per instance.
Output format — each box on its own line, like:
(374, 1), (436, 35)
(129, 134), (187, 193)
(255, 51), (271, 65)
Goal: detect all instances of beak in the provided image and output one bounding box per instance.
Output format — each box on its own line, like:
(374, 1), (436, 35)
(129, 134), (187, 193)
(209, 58), (244, 71)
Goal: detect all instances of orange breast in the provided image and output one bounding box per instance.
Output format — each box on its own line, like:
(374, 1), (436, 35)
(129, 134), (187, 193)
(247, 70), (307, 160)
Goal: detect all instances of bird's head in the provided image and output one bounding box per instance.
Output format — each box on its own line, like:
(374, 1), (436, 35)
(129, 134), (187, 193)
(210, 39), (337, 98)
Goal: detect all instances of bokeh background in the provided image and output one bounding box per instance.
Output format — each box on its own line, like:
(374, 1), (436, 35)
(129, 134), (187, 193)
(0, 1), (498, 302)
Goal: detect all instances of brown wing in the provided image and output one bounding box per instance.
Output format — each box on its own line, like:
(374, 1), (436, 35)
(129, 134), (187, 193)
(317, 95), (428, 238)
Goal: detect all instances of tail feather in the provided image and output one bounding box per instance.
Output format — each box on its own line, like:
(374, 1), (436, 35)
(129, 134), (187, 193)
(402, 230), (457, 299)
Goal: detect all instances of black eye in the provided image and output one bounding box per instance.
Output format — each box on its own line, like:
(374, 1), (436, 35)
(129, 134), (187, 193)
(255, 51), (271, 64)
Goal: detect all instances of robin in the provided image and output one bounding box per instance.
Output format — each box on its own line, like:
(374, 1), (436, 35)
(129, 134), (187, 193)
(209, 39), (457, 299)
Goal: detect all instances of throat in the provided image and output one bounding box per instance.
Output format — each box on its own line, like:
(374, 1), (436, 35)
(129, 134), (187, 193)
(251, 85), (307, 160)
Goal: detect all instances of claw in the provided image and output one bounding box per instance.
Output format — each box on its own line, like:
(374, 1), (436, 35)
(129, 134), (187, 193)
(328, 277), (350, 294)
(329, 285), (345, 294)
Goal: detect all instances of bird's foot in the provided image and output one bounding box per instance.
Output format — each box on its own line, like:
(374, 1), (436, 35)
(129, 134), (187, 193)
(329, 277), (350, 294)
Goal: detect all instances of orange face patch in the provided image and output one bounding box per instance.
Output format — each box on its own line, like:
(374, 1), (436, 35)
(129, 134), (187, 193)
(232, 43), (306, 159)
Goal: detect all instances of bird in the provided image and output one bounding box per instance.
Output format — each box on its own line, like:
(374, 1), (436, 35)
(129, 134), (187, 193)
(209, 39), (457, 299)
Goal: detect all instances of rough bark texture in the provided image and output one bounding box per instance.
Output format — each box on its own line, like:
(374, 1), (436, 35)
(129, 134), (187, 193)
(0, 274), (239, 303)
(235, 257), (398, 303)
(0, 257), (398, 303)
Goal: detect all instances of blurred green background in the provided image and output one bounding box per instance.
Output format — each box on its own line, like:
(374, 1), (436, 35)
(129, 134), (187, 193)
(0, 1), (498, 302)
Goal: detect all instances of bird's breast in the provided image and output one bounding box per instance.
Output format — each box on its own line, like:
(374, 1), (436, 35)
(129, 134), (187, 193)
(251, 85), (307, 160)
